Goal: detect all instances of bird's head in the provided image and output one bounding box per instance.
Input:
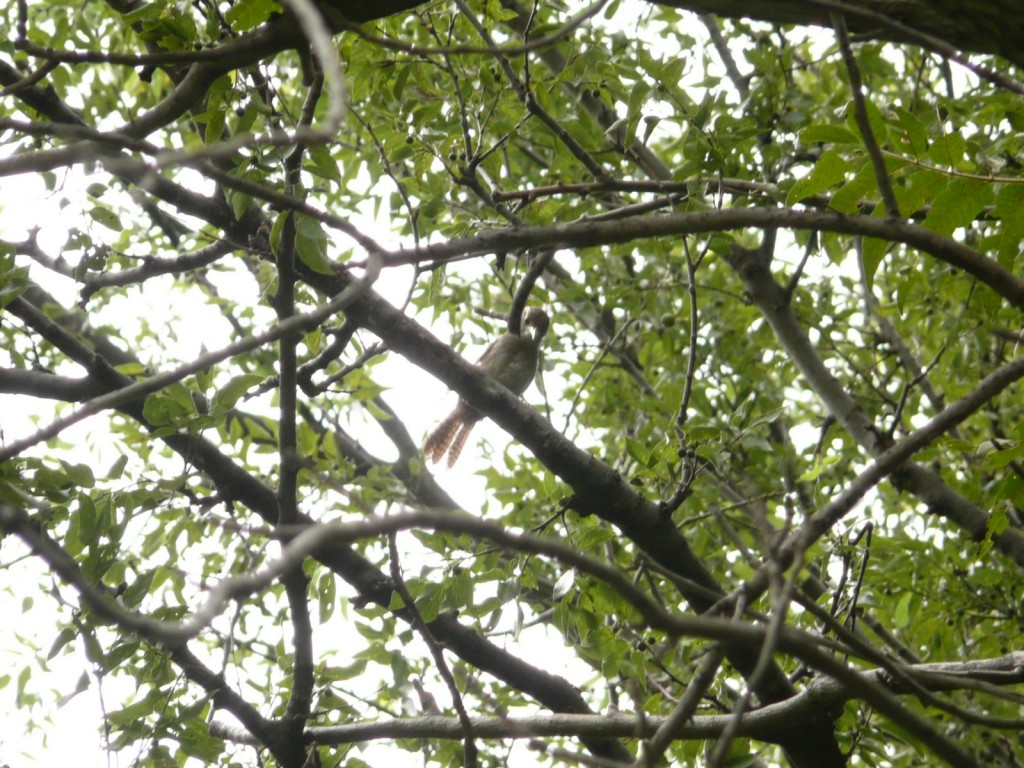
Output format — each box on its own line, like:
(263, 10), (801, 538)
(522, 307), (550, 341)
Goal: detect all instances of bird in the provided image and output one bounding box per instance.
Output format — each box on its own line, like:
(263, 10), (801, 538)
(423, 307), (550, 467)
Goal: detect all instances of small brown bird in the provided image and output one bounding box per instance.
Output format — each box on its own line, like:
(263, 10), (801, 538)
(423, 307), (550, 467)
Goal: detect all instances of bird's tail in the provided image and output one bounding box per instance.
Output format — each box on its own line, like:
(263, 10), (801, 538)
(445, 421), (476, 467)
(423, 410), (463, 464)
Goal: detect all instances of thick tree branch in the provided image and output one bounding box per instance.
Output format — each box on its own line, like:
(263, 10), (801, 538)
(377, 207), (1024, 312)
(0, 368), (107, 401)
(650, 0), (1024, 72)
(210, 651), (1024, 746)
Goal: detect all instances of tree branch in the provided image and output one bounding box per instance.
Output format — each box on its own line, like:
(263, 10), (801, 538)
(726, 247), (1024, 570)
(377, 207), (1024, 312)
(209, 650), (1024, 746)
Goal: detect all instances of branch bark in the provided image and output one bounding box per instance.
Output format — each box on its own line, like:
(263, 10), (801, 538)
(209, 651), (1024, 746)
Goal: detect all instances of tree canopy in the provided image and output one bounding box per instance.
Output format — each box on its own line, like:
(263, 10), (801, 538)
(2, 1), (1024, 767)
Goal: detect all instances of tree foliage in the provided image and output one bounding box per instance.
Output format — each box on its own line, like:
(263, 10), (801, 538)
(2, 1), (1024, 767)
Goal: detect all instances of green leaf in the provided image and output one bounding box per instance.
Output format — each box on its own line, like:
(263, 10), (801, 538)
(415, 583), (445, 623)
(894, 592), (913, 628)
(0, 261), (29, 309)
(322, 660), (367, 682)
(107, 454), (129, 480)
(894, 169), (948, 219)
(295, 213), (334, 274)
(225, 0), (281, 32)
(798, 453), (841, 483)
(486, 0), (519, 21)
(88, 206), (122, 232)
(799, 125), (858, 145)
(787, 150), (850, 205)
(443, 569), (473, 611)
(61, 461), (95, 488)
(15, 665), (32, 707)
(993, 184), (1024, 269)
(624, 81), (652, 147)
(922, 177), (993, 237)
(979, 440), (1024, 470)
(318, 572), (336, 623)
(142, 391), (192, 428)
(890, 106), (929, 156)
(269, 209), (289, 257)
(927, 130), (966, 169)
(828, 161), (876, 214)
(77, 495), (97, 546)
(987, 504), (1009, 538)
(306, 145), (341, 183)
(56, 671), (91, 708)
(227, 180), (254, 221)
(573, 526), (616, 551)
(178, 719), (223, 760)
(47, 627), (77, 660)
(203, 106), (226, 146)
(210, 374), (264, 413)
(625, 437), (657, 468)
(860, 231), (892, 290)
(845, 98), (890, 149)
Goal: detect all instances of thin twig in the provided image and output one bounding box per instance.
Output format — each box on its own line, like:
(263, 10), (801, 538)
(832, 12), (900, 219)
(387, 533), (478, 768)
(709, 552), (803, 765)
(637, 645), (726, 767)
